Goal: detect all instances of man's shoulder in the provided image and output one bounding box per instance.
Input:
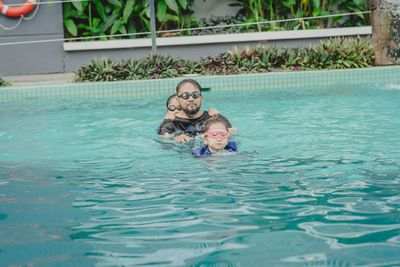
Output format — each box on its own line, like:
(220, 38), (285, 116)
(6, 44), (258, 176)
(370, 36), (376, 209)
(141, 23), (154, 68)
(196, 110), (210, 121)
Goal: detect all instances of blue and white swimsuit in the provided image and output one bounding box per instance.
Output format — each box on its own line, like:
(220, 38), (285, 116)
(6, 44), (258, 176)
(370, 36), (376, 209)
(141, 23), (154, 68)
(192, 141), (238, 156)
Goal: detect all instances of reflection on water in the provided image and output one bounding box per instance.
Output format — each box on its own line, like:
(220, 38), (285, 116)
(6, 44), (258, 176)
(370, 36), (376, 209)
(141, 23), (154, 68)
(1, 83), (400, 266)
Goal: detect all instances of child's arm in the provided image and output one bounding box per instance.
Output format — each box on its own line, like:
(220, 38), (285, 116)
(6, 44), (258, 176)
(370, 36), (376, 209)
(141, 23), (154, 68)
(163, 113), (176, 121)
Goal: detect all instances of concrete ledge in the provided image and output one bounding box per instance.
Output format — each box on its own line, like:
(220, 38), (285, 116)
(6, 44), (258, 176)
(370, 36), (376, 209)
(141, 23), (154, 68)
(63, 27), (372, 51)
(3, 73), (75, 87)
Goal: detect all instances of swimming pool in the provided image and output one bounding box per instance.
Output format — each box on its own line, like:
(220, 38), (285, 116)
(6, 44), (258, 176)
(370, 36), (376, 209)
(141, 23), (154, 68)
(1, 68), (400, 266)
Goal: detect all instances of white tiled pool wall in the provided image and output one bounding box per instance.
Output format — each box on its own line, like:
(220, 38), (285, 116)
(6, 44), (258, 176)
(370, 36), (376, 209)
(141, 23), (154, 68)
(1, 66), (400, 102)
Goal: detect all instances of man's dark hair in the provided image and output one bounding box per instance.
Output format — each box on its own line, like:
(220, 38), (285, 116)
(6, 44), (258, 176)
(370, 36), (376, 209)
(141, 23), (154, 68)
(204, 115), (230, 132)
(176, 79), (202, 93)
(166, 94), (177, 108)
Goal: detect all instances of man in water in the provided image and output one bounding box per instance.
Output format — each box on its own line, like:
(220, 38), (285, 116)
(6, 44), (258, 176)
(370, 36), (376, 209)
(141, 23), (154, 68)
(158, 79), (232, 143)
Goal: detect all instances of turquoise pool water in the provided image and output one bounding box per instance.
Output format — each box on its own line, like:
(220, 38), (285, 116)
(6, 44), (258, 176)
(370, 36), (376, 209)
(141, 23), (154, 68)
(1, 82), (400, 266)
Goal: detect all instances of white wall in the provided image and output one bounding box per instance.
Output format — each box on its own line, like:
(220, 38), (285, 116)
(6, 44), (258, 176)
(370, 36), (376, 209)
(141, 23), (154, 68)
(0, 2), (64, 75)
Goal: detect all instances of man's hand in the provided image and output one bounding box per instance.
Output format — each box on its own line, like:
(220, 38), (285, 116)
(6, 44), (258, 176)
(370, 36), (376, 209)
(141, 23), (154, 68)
(175, 133), (193, 143)
(160, 133), (174, 139)
(228, 127), (237, 135)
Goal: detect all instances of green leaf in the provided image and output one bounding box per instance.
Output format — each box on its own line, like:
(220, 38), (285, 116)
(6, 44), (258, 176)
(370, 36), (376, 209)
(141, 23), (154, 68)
(166, 0), (179, 13)
(139, 13), (150, 30)
(119, 25), (127, 34)
(93, 0), (106, 21)
(92, 17), (101, 28)
(65, 19), (77, 36)
(354, 0), (364, 7)
(81, 1), (89, 11)
(111, 20), (124, 35)
(164, 13), (179, 22)
(177, 0), (187, 9)
(71, 1), (83, 12)
(333, 16), (343, 22)
(157, 0), (167, 22)
(312, 10), (321, 17)
(312, 0), (321, 10)
(105, 5), (113, 14)
(128, 21), (137, 32)
(123, 0), (135, 23)
(108, 0), (122, 7)
(294, 9), (305, 18)
(64, 4), (88, 19)
(320, 10), (330, 16)
(99, 13), (120, 32)
(77, 23), (101, 34)
(127, 23), (137, 38)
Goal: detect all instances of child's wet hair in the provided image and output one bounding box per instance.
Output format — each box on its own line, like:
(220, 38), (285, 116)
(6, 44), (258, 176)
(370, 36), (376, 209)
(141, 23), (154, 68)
(204, 115), (230, 132)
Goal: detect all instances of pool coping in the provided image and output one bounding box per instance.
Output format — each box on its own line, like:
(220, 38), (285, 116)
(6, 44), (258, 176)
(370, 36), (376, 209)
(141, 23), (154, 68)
(63, 27), (372, 51)
(1, 66), (400, 102)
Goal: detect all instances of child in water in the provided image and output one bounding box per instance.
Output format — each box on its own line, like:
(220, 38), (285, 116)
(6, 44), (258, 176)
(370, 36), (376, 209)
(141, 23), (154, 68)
(163, 94), (181, 120)
(163, 94), (221, 121)
(192, 115), (238, 156)
(160, 94), (223, 139)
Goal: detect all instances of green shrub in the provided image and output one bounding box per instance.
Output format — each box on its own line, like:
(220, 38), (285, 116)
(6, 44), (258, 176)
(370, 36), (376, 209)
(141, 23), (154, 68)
(74, 36), (375, 82)
(75, 53), (203, 82)
(310, 37), (376, 69)
(0, 76), (10, 87)
(203, 36), (375, 73)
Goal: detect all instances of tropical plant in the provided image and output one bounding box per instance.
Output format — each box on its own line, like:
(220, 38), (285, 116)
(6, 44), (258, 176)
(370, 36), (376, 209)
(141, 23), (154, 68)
(74, 37), (375, 82)
(0, 76), (10, 87)
(309, 37), (375, 69)
(63, 0), (370, 41)
(74, 53), (203, 82)
(230, 0), (370, 31)
(64, 0), (151, 40)
(156, 0), (196, 35)
(337, 0), (370, 27)
(63, 0), (197, 40)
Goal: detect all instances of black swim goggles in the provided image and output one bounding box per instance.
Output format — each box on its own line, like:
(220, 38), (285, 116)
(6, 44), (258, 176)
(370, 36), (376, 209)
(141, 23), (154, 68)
(167, 105), (181, 111)
(177, 92), (201, 100)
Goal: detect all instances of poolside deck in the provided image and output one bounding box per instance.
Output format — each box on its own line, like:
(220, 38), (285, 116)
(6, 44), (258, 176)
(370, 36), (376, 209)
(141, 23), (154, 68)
(3, 73), (74, 87)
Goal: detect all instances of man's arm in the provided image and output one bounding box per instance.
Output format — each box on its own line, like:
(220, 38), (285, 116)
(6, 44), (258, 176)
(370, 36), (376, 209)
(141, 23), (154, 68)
(158, 120), (193, 142)
(158, 119), (176, 138)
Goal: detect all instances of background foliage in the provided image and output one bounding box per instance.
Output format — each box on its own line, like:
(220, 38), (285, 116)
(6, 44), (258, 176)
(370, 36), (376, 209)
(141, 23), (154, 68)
(64, 0), (195, 39)
(0, 76), (10, 87)
(230, 0), (369, 31)
(63, 0), (369, 40)
(74, 37), (375, 82)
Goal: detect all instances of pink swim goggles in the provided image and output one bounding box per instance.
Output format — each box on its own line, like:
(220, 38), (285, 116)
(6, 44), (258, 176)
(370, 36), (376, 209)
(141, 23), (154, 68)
(205, 130), (230, 139)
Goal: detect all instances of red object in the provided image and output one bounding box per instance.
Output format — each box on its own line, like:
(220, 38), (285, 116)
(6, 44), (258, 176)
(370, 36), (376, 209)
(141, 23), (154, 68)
(0, 0), (37, 17)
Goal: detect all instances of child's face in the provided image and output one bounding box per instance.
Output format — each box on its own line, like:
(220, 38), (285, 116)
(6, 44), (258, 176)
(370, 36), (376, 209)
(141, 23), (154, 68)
(204, 122), (229, 153)
(167, 97), (181, 116)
